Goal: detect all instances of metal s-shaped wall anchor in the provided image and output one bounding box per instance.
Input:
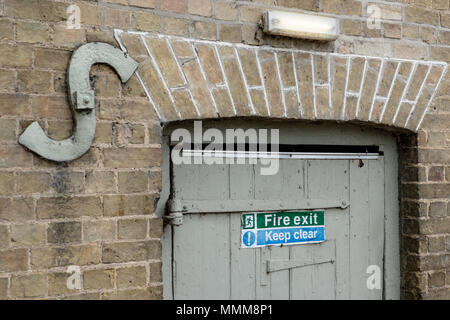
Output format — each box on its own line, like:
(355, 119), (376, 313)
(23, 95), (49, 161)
(19, 42), (138, 162)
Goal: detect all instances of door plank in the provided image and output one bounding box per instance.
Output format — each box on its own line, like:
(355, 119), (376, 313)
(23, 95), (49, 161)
(280, 159), (306, 200)
(289, 244), (314, 299)
(349, 159), (370, 299)
(304, 159), (349, 299)
(172, 162), (198, 200)
(230, 164), (255, 200)
(254, 161), (284, 200)
(173, 214), (231, 299)
(368, 158), (385, 299)
(196, 161), (230, 200)
(256, 247), (271, 299)
(269, 246), (290, 299)
(382, 141), (400, 300)
(230, 213), (257, 299)
(310, 240), (336, 299)
(161, 224), (173, 300)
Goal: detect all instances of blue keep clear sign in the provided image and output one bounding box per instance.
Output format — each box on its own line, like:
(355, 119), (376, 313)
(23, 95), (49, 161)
(241, 211), (325, 248)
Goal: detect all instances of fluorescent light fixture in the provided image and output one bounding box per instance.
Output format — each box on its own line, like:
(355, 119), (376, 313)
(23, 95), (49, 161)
(263, 10), (339, 41)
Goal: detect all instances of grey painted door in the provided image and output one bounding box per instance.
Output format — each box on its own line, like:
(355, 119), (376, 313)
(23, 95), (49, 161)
(162, 121), (400, 300)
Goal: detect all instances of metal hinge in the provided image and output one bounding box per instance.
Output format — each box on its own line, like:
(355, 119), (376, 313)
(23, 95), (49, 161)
(164, 211), (183, 226)
(168, 199), (350, 214)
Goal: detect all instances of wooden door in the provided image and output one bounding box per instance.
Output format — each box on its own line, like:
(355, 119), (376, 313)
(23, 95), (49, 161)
(161, 122), (399, 300)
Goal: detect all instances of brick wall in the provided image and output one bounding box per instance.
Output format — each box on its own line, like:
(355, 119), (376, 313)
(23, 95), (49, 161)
(0, 0), (448, 299)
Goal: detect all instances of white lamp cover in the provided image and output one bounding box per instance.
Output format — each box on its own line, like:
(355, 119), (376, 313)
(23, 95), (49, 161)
(263, 10), (339, 41)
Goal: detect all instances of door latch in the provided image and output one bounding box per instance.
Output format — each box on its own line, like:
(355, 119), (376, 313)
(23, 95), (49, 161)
(267, 258), (334, 273)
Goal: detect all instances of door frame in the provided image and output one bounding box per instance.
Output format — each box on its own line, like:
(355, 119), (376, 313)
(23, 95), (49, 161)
(158, 120), (400, 300)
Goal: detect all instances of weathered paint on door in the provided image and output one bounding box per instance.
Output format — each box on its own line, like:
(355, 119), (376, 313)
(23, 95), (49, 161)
(162, 121), (400, 300)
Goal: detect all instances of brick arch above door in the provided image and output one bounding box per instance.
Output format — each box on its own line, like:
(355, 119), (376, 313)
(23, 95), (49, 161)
(115, 30), (447, 133)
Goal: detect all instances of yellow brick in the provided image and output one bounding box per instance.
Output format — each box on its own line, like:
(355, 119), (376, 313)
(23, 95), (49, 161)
(0, 44), (32, 67)
(129, 0), (156, 8)
(118, 218), (147, 240)
(160, 0), (185, 12)
(0, 172), (15, 195)
(188, 0), (212, 17)
(10, 274), (46, 298)
(11, 224), (46, 247)
(34, 48), (71, 71)
(53, 25), (86, 48)
(193, 21), (217, 40)
(135, 12), (161, 32)
(215, 1), (238, 20)
(104, 8), (132, 28)
(17, 70), (52, 94)
(163, 16), (189, 36)
(17, 172), (52, 194)
(117, 266), (147, 288)
(16, 21), (51, 44)
(0, 19), (13, 41)
(83, 219), (116, 242)
(219, 24), (242, 43)
(118, 171), (148, 193)
(323, 0), (362, 16)
(406, 6), (440, 25)
(83, 269), (115, 290)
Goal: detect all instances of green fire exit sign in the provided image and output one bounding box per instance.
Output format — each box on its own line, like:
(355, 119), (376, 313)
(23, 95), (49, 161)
(241, 211), (325, 248)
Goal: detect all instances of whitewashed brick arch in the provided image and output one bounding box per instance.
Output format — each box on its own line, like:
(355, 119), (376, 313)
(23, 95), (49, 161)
(115, 30), (447, 133)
